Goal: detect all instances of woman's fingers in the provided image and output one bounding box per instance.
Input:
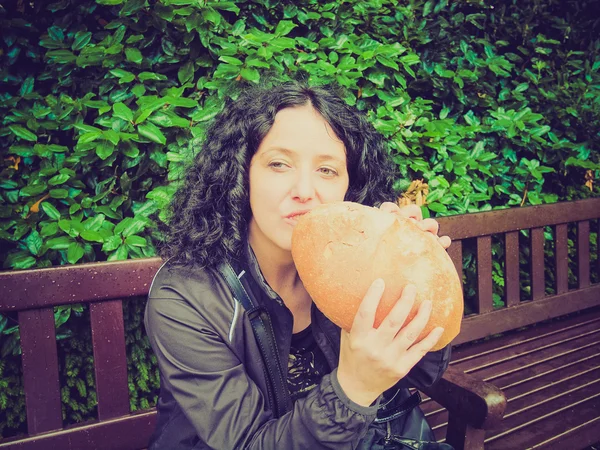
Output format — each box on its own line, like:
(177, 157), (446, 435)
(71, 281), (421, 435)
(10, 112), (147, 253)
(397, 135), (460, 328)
(438, 235), (452, 249)
(379, 202), (402, 215)
(397, 204), (423, 221)
(393, 298), (433, 351)
(351, 279), (385, 335)
(402, 327), (445, 370)
(377, 284), (417, 342)
(418, 218), (439, 235)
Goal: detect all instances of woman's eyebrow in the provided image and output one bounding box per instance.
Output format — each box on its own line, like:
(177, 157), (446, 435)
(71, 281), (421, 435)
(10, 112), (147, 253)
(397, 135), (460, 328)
(262, 147), (344, 163)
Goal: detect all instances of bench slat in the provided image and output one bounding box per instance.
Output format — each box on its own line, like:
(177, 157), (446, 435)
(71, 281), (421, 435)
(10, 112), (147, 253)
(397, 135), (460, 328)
(505, 366), (600, 414)
(530, 227), (545, 300)
(597, 219), (600, 283)
(454, 284), (600, 345)
(554, 224), (569, 295)
(446, 239), (463, 295)
(0, 258), (162, 313)
(18, 308), (62, 434)
(423, 307), (600, 447)
(578, 220), (591, 288)
(504, 231), (520, 307)
(450, 307), (600, 364)
(0, 410), (156, 450)
(530, 415), (600, 450)
(476, 236), (493, 314)
(436, 197), (600, 240)
(89, 300), (130, 420)
(485, 387), (600, 448)
(463, 330), (600, 381)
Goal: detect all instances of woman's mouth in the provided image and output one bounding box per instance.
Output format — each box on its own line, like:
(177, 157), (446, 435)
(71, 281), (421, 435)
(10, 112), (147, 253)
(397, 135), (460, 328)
(284, 211), (309, 226)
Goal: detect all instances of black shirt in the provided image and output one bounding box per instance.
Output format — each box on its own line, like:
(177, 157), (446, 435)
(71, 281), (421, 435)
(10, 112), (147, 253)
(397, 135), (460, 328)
(287, 325), (331, 403)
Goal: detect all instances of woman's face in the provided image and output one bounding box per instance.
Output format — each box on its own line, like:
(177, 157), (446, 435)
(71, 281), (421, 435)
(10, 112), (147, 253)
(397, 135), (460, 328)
(248, 104), (350, 255)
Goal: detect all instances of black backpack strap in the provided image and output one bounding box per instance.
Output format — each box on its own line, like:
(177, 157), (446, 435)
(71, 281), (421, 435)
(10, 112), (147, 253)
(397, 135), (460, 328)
(216, 262), (288, 418)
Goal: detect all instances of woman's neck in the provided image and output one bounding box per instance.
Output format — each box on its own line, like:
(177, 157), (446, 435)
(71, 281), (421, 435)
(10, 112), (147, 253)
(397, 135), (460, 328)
(248, 236), (300, 295)
(248, 227), (313, 332)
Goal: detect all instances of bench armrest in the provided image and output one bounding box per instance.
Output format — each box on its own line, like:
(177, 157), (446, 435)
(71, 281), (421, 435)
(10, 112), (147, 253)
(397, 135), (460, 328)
(421, 365), (507, 429)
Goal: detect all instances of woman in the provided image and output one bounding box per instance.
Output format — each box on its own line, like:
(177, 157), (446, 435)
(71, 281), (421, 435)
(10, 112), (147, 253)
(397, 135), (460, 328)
(144, 82), (453, 449)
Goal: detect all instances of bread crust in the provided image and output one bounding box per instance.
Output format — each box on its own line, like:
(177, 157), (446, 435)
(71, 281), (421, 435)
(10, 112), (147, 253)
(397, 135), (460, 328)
(291, 201), (463, 350)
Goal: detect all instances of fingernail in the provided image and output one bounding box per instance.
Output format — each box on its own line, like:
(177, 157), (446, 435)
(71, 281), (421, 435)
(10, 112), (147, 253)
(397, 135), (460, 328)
(373, 278), (385, 289)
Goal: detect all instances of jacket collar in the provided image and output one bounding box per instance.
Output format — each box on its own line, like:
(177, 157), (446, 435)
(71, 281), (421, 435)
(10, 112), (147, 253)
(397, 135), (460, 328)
(239, 237), (341, 366)
(242, 240), (285, 307)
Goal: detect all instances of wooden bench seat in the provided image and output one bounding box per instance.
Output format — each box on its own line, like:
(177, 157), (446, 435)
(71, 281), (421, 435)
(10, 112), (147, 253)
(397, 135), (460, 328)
(1, 197), (599, 449)
(421, 306), (600, 449)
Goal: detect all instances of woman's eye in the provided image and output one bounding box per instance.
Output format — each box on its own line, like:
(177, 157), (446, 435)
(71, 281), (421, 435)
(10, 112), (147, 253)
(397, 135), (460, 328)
(268, 161), (288, 170)
(320, 167), (337, 176)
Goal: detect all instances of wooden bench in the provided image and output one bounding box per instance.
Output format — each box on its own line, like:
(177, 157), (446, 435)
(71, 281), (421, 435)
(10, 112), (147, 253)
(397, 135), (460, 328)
(420, 197), (600, 449)
(0, 198), (598, 450)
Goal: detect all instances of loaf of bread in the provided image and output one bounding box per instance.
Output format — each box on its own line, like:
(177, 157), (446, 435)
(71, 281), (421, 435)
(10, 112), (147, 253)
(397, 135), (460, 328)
(291, 201), (463, 350)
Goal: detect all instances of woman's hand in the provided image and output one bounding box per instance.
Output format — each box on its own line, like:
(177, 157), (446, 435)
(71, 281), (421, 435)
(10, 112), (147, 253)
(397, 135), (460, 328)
(379, 202), (451, 249)
(336, 279), (444, 407)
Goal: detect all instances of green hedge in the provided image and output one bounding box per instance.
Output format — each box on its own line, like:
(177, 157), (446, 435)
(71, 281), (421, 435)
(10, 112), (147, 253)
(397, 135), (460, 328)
(1, 0), (599, 437)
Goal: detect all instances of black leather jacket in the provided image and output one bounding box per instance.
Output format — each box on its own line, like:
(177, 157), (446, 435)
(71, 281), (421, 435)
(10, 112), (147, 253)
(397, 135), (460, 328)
(144, 242), (451, 449)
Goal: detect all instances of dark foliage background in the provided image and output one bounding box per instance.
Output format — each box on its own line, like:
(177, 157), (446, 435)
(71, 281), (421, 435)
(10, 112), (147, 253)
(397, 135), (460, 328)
(1, 0), (598, 437)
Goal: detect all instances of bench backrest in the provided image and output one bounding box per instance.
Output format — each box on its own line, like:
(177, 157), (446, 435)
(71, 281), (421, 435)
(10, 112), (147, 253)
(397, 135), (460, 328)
(0, 259), (161, 449)
(438, 197), (600, 345)
(0, 198), (598, 449)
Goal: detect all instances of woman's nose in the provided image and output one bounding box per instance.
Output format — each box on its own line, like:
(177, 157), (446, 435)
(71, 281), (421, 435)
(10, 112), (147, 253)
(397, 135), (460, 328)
(291, 171), (315, 202)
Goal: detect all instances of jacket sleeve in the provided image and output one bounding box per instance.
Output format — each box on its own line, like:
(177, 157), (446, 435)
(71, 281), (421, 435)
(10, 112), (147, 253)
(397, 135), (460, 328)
(399, 344), (452, 391)
(144, 291), (378, 450)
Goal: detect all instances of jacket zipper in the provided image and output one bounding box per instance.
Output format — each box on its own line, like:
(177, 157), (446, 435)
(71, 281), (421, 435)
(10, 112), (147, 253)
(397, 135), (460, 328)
(384, 421), (392, 445)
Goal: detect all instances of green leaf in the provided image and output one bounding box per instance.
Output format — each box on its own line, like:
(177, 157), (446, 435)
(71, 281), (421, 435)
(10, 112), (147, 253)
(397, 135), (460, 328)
(240, 67), (260, 83)
(376, 56), (399, 71)
(41, 222), (59, 237)
(149, 111), (189, 128)
(21, 184), (47, 197)
(108, 244), (129, 261)
(80, 230), (104, 242)
(165, 96), (198, 108)
(9, 125), (37, 142)
(25, 230), (43, 256)
(123, 217), (148, 237)
(41, 202), (61, 220)
(6, 253), (37, 270)
(46, 236), (73, 250)
(110, 69), (136, 83)
(67, 242), (85, 264)
(83, 214), (105, 231)
(96, 142), (115, 160)
(102, 235), (122, 252)
(178, 61), (195, 84)
(138, 72), (167, 81)
(49, 189), (69, 199)
(113, 102), (134, 122)
(103, 129), (120, 145)
(125, 235), (147, 246)
(514, 83), (529, 93)
(48, 173), (70, 186)
(78, 131), (102, 144)
(125, 47), (143, 64)
(219, 55), (243, 66)
(20, 76), (35, 96)
(47, 49), (76, 63)
(72, 31), (92, 51)
(138, 122), (166, 144)
(275, 20), (297, 36)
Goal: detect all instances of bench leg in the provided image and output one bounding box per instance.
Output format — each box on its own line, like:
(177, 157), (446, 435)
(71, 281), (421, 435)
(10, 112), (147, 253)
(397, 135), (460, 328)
(445, 415), (486, 450)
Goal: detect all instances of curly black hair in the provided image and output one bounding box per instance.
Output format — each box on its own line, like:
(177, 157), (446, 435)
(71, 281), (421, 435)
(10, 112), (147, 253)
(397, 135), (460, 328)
(159, 82), (400, 267)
